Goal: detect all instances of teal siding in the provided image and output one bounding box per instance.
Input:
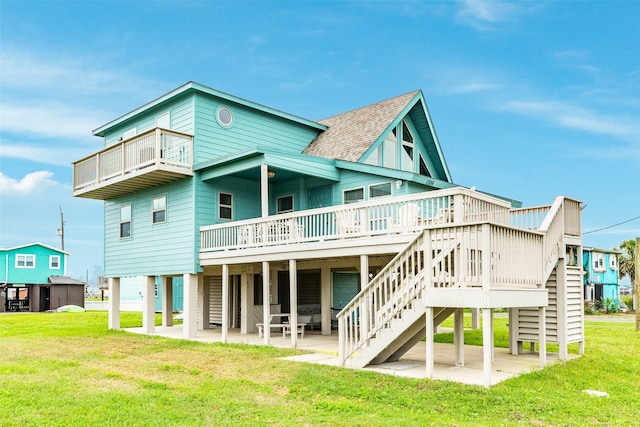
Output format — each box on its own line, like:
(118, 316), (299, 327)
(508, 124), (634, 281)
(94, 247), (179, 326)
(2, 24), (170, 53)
(104, 179), (196, 277)
(103, 94), (194, 147)
(193, 94), (319, 164)
(0, 244), (66, 284)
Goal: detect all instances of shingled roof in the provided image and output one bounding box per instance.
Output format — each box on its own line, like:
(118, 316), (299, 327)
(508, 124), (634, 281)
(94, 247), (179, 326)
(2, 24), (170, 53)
(303, 90), (420, 162)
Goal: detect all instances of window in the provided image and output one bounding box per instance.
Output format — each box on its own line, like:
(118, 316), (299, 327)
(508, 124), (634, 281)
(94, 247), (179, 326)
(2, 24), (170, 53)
(592, 253), (605, 271)
(50, 255), (60, 269)
(277, 195), (294, 214)
(369, 182), (392, 198)
(156, 112), (170, 129)
(401, 121), (414, 172)
(610, 255), (618, 270)
(152, 195), (166, 224)
(216, 106), (233, 127)
(363, 146), (380, 166)
(383, 130), (397, 169)
(120, 204), (132, 238)
(122, 128), (137, 140)
(219, 192), (233, 220)
(343, 187), (364, 204)
(16, 254), (35, 268)
(419, 154), (432, 178)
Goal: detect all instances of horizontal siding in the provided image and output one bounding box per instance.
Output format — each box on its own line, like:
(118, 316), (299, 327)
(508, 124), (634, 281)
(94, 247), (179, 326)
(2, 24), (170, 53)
(194, 94), (319, 164)
(104, 179), (196, 277)
(209, 276), (223, 324)
(517, 271), (558, 343)
(1, 245), (66, 284)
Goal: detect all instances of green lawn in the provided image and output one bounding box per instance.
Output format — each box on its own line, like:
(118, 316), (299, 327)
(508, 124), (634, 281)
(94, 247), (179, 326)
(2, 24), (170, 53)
(1, 312), (638, 426)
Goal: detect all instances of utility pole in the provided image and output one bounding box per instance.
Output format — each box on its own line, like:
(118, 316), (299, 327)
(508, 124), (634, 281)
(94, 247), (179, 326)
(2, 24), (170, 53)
(635, 237), (639, 332)
(57, 206), (65, 251)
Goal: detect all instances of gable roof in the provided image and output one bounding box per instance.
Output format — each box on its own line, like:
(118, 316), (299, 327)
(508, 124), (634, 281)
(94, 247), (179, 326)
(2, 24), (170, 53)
(49, 275), (86, 285)
(1, 242), (69, 255)
(93, 81), (326, 137)
(303, 91), (419, 162)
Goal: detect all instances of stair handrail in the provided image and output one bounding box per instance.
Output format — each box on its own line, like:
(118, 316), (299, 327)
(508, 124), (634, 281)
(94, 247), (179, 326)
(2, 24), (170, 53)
(539, 196), (566, 282)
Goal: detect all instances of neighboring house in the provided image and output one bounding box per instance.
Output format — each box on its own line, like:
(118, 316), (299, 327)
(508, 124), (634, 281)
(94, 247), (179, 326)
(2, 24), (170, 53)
(72, 82), (584, 386)
(583, 247), (620, 308)
(0, 243), (85, 312)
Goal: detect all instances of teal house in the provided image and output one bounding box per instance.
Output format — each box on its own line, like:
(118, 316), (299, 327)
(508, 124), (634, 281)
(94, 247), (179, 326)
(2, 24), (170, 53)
(73, 82), (585, 386)
(583, 247), (620, 309)
(0, 243), (85, 312)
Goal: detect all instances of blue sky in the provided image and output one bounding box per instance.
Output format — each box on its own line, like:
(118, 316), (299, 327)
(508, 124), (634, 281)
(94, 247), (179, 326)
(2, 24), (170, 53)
(1, 0), (638, 287)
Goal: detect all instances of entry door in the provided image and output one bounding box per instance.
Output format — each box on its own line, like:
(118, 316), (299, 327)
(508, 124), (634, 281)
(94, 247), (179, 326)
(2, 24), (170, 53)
(308, 185), (332, 209)
(332, 272), (359, 310)
(39, 287), (50, 312)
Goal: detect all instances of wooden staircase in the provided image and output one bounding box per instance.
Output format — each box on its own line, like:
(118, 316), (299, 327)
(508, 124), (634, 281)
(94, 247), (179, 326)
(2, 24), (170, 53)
(338, 195), (585, 369)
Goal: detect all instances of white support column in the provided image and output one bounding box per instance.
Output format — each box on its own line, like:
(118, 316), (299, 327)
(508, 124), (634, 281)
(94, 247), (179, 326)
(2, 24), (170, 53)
(556, 263), (569, 360)
(240, 273), (253, 334)
(320, 266), (331, 335)
(183, 273), (198, 339)
(481, 224), (491, 290)
(161, 276), (173, 327)
(231, 275), (239, 329)
(289, 259), (298, 348)
(454, 308), (464, 367)
(509, 308), (518, 355)
(359, 255), (369, 339)
(142, 275), (156, 334)
(222, 265), (229, 343)
(425, 306), (434, 378)
(539, 306), (547, 368)
(108, 277), (120, 330)
(471, 308), (480, 330)
(482, 308), (493, 388)
(198, 276), (210, 331)
(262, 261), (270, 345)
(260, 163), (269, 218)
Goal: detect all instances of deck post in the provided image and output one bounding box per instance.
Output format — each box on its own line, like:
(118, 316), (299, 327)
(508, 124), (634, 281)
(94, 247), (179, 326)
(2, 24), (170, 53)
(360, 255), (369, 339)
(454, 308), (464, 366)
(262, 261), (270, 345)
(425, 306), (434, 378)
(222, 265), (229, 343)
(539, 306), (547, 367)
(183, 273), (198, 339)
(198, 276), (210, 330)
(509, 308), (518, 355)
(240, 273), (253, 334)
(482, 308), (493, 388)
(320, 266), (331, 335)
(142, 275), (155, 334)
(161, 276), (173, 327)
(108, 277), (120, 330)
(289, 259), (298, 348)
(471, 308), (479, 329)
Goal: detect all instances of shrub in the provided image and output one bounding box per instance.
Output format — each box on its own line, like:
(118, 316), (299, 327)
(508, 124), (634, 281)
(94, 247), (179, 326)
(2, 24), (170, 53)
(620, 295), (634, 312)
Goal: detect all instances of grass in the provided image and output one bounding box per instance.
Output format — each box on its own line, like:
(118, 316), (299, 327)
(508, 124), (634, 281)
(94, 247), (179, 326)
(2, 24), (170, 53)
(1, 312), (638, 426)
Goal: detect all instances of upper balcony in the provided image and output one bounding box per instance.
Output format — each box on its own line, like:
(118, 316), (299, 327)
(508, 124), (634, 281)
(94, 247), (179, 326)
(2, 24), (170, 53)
(72, 128), (193, 200)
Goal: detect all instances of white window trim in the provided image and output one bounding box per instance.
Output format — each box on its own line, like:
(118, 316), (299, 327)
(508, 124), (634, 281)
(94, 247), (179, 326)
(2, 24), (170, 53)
(609, 255), (618, 270)
(152, 195), (167, 224)
(592, 253), (605, 272)
(49, 255), (61, 269)
(276, 194), (294, 214)
(219, 191), (234, 220)
(120, 203), (132, 239)
(122, 127), (137, 140)
(16, 254), (36, 269)
(156, 111), (171, 129)
(216, 106), (234, 128)
(368, 181), (393, 199)
(343, 186), (365, 204)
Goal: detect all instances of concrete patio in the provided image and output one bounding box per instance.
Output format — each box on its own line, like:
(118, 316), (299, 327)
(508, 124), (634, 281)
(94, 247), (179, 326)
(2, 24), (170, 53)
(124, 324), (573, 387)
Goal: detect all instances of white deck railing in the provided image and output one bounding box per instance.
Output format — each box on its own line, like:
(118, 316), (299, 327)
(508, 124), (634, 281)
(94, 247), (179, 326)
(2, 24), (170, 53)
(338, 222), (545, 363)
(72, 128), (192, 193)
(200, 187), (512, 252)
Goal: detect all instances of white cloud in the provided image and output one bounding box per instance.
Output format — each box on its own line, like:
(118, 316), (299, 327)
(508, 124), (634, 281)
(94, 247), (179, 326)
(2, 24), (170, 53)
(0, 141), (83, 166)
(456, 0), (528, 29)
(0, 170), (61, 196)
(451, 82), (501, 94)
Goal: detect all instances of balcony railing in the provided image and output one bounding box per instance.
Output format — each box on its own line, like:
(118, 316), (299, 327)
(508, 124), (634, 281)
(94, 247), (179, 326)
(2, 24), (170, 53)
(200, 187), (512, 253)
(72, 128), (193, 198)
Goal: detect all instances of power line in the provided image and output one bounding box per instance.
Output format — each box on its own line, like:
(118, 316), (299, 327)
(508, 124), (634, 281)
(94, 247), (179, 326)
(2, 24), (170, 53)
(583, 214), (640, 235)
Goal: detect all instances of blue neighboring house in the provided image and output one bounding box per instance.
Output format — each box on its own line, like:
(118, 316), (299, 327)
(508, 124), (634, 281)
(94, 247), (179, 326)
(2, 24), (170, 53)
(72, 82), (585, 385)
(0, 242), (85, 312)
(583, 247), (620, 309)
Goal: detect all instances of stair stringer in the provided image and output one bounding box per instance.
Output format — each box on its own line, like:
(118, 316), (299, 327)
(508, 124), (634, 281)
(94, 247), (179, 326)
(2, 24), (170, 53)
(372, 307), (457, 364)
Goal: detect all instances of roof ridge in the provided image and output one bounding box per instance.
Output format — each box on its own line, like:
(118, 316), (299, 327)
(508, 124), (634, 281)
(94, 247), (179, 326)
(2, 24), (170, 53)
(318, 90), (420, 122)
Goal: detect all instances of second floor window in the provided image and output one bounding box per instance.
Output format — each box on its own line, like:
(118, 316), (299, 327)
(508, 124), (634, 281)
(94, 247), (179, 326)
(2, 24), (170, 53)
(50, 255), (60, 269)
(592, 253), (605, 271)
(277, 195), (294, 214)
(344, 187), (364, 204)
(369, 182), (391, 198)
(219, 192), (233, 220)
(16, 254), (35, 268)
(610, 255), (618, 270)
(120, 204), (132, 238)
(153, 195), (166, 224)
